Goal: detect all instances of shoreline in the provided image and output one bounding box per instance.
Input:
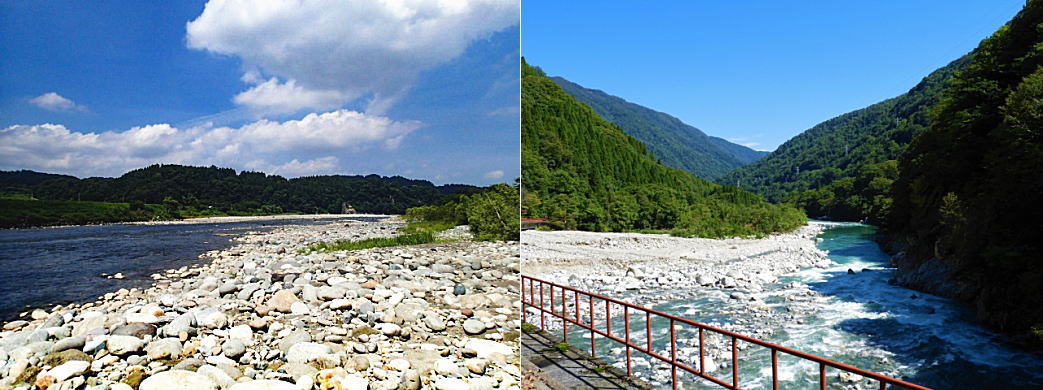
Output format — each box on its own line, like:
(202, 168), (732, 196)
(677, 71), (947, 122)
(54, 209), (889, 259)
(0, 218), (520, 389)
(2, 213), (393, 231)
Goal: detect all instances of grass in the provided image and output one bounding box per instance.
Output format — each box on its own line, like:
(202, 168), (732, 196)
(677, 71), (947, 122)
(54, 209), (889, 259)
(302, 231), (436, 253)
(521, 322), (540, 334)
(543, 342), (570, 354)
(398, 219), (456, 234)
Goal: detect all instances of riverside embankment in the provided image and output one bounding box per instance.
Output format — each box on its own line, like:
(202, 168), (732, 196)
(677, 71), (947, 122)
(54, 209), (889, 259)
(521, 222), (1043, 388)
(0, 218), (521, 390)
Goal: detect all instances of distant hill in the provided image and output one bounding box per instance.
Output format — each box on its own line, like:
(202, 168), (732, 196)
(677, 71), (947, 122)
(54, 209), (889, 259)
(717, 54), (971, 223)
(551, 76), (767, 180)
(522, 60), (804, 237)
(1, 165), (476, 216)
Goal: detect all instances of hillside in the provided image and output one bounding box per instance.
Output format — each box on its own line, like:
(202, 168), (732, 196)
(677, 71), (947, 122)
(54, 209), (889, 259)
(717, 55), (971, 223)
(1, 165), (475, 221)
(887, 0), (1043, 344)
(522, 60), (805, 237)
(551, 76), (767, 179)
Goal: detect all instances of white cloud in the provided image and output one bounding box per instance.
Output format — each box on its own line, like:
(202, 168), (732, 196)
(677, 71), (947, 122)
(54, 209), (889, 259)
(186, 0), (519, 114)
(29, 92), (88, 112)
(232, 78), (346, 115)
(0, 110), (421, 178)
(483, 169), (505, 180)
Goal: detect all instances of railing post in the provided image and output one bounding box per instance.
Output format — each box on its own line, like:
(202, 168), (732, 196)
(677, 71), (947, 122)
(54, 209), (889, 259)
(574, 290), (580, 324)
(699, 327), (705, 374)
(732, 336), (738, 389)
(606, 300), (611, 336)
(521, 277), (526, 324)
(561, 287), (567, 343)
(772, 348), (778, 390)
(646, 312), (652, 353)
(670, 318), (677, 390)
(820, 363), (826, 390)
(590, 295), (596, 357)
(624, 306), (631, 376)
(539, 282), (545, 330)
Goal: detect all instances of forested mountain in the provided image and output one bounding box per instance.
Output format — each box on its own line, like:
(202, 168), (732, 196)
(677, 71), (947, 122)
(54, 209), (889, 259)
(522, 60), (805, 237)
(551, 76), (767, 179)
(1, 165), (475, 215)
(887, 1), (1043, 344)
(717, 55), (971, 223)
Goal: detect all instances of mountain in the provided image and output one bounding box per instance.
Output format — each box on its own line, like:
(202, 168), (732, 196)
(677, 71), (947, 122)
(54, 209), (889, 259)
(887, 1), (1043, 344)
(551, 76), (767, 179)
(2, 165), (476, 217)
(717, 54), (971, 223)
(522, 60), (805, 237)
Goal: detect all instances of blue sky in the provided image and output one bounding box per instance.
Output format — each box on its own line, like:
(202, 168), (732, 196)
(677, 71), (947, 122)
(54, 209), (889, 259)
(523, 1), (1024, 151)
(0, 1), (519, 185)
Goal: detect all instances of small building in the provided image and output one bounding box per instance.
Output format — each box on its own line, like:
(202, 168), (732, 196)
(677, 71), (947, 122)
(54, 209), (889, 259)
(342, 203), (357, 214)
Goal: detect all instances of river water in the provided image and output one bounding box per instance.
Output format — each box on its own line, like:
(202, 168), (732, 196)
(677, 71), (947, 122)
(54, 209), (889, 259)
(565, 223), (1043, 389)
(0, 216), (378, 321)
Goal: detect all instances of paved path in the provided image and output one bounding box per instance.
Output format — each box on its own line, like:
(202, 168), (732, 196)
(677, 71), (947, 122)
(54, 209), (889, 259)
(521, 327), (653, 390)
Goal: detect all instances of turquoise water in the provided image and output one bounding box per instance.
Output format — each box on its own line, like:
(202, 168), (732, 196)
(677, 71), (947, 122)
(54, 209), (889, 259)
(552, 223), (1043, 389)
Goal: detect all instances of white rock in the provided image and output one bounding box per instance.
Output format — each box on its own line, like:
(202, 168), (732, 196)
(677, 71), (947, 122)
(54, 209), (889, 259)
(463, 339), (511, 358)
(290, 302), (310, 315)
(286, 342), (332, 364)
(42, 360), (89, 382)
(434, 378), (469, 390)
(139, 370), (218, 390)
(106, 335), (145, 355)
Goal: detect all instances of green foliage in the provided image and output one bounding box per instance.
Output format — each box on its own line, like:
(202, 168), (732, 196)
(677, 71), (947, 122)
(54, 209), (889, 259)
(552, 76), (766, 179)
(403, 183), (520, 242)
(889, 0), (1043, 342)
(302, 231), (435, 253)
(0, 165), (476, 227)
(719, 54), (971, 224)
(0, 198), (175, 228)
(522, 59), (805, 237)
(521, 322), (540, 334)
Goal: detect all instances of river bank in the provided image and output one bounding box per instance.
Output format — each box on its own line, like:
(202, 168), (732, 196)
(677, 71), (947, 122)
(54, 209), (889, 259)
(0, 218), (521, 389)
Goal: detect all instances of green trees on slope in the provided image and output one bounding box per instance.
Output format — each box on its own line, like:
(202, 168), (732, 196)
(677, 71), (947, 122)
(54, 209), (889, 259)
(718, 55), (970, 223)
(551, 76), (766, 180)
(522, 60), (805, 237)
(888, 0), (1043, 342)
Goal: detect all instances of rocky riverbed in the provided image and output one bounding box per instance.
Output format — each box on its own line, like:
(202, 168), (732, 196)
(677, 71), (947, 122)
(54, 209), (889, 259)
(0, 218), (521, 390)
(520, 222), (890, 388)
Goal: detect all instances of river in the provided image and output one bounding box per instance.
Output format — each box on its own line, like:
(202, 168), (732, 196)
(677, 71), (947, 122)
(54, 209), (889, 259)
(566, 223), (1043, 389)
(0, 216), (379, 321)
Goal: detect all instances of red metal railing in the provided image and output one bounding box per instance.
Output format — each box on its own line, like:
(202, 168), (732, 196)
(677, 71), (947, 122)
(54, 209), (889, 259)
(521, 275), (931, 390)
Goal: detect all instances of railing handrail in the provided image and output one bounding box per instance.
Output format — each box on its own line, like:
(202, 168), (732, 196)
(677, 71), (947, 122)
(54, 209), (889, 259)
(521, 274), (931, 390)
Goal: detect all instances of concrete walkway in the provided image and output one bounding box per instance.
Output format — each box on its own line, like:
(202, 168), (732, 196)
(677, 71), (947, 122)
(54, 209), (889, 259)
(521, 327), (653, 390)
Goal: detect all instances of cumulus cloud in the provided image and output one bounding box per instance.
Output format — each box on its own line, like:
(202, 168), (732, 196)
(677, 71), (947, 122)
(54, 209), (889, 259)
(483, 169), (505, 180)
(186, 0), (519, 114)
(0, 110), (421, 178)
(29, 92), (88, 112)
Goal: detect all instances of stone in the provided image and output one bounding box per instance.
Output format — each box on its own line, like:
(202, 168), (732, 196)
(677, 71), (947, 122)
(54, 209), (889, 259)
(387, 358), (410, 371)
(223, 339), (246, 359)
(198, 364), (236, 388)
(228, 380), (297, 390)
(434, 378), (469, 390)
(228, 324), (253, 340)
(464, 358), (487, 374)
(463, 339), (511, 359)
(112, 322), (157, 338)
(362, 280), (379, 289)
(281, 362), (318, 380)
(31, 309), (49, 320)
(285, 342), (331, 364)
(277, 330), (311, 353)
(289, 302), (310, 315)
(144, 338), (183, 360)
(72, 315), (106, 337)
(50, 336), (85, 353)
(42, 360), (89, 382)
(329, 299), (352, 310)
(163, 312), (195, 337)
(400, 370), (421, 390)
(423, 315), (446, 331)
(462, 319), (485, 335)
(269, 290), (300, 313)
(375, 323), (401, 336)
(107, 335), (145, 355)
(453, 284), (466, 295)
(316, 286), (346, 300)
(434, 358), (458, 376)
(139, 370), (218, 390)
(195, 308), (229, 329)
